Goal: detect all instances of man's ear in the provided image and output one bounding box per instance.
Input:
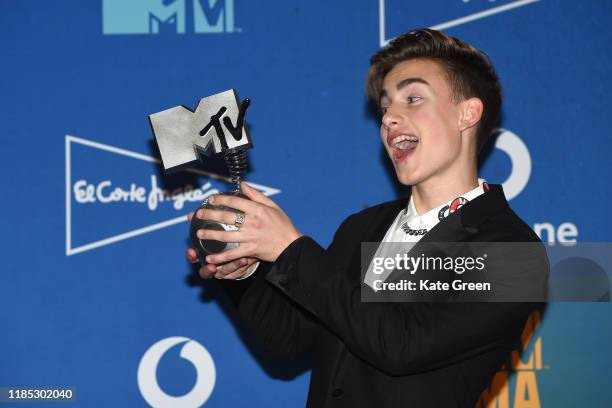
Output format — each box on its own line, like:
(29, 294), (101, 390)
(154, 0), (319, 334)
(458, 97), (484, 133)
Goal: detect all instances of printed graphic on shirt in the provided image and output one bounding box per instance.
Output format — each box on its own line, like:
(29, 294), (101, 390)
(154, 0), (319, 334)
(437, 182), (489, 222)
(438, 196), (469, 221)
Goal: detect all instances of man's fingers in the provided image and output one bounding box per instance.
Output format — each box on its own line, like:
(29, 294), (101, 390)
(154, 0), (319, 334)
(214, 258), (248, 277)
(196, 228), (243, 243)
(208, 193), (258, 214)
(215, 262), (246, 279)
(206, 245), (251, 265)
(219, 267), (250, 280)
(241, 182), (279, 209)
(186, 248), (199, 263)
(217, 258), (257, 279)
(195, 208), (240, 226)
(198, 263), (216, 279)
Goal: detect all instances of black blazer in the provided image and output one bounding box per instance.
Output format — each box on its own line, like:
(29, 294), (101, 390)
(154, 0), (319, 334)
(221, 184), (548, 407)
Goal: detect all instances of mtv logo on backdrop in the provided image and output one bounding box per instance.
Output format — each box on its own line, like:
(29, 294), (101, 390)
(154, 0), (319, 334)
(102, 0), (235, 35)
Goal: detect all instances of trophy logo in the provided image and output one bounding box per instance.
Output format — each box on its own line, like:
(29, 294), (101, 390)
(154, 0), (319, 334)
(149, 89), (252, 263)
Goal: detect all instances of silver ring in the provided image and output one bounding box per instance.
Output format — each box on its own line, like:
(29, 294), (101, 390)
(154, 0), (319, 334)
(234, 213), (245, 227)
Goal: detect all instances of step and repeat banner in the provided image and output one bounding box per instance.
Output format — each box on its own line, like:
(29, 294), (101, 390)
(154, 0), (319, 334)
(1, 1), (611, 407)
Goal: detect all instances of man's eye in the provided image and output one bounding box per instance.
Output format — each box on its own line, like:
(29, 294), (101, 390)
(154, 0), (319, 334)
(407, 96), (422, 104)
(380, 107), (389, 115)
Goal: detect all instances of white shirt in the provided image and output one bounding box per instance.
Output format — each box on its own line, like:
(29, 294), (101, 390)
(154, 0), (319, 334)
(364, 179), (489, 290)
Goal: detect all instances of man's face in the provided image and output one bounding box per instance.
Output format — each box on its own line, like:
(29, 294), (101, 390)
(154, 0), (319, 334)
(379, 58), (465, 186)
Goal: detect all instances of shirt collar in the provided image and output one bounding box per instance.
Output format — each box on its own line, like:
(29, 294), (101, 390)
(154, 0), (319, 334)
(403, 178), (489, 231)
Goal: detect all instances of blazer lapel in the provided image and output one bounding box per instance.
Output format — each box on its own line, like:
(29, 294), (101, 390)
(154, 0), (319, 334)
(369, 200), (408, 242)
(350, 197), (408, 280)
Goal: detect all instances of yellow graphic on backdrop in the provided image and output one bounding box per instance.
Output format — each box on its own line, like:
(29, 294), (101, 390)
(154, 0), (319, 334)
(477, 310), (544, 408)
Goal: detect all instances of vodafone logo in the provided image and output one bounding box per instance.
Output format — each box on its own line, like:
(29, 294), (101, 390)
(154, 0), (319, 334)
(137, 337), (216, 408)
(493, 128), (531, 200)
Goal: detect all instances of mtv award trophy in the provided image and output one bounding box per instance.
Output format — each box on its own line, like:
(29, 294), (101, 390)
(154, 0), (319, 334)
(148, 89), (253, 264)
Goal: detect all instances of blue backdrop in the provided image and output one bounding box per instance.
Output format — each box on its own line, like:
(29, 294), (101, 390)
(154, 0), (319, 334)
(1, 0), (611, 407)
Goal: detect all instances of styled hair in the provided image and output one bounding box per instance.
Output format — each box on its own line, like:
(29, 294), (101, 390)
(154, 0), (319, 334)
(366, 28), (502, 151)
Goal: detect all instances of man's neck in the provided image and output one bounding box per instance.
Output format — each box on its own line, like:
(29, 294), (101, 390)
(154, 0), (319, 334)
(411, 170), (479, 216)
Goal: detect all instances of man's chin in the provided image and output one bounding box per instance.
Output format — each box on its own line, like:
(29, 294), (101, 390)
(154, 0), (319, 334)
(395, 171), (421, 186)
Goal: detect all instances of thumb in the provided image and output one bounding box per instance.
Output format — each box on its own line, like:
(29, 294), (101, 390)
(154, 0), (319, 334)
(241, 181), (279, 209)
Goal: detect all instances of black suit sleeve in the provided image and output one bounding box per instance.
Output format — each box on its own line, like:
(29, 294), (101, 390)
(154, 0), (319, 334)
(265, 215), (543, 376)
(217, 261), (317, 360)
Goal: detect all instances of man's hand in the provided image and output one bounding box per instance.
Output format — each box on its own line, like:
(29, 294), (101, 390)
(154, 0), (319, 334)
(193, 182), (302, 265)
(186, 245), (258, 279)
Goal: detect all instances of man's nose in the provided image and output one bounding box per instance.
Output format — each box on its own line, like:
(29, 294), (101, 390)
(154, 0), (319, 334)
(382, 107), (401, 128)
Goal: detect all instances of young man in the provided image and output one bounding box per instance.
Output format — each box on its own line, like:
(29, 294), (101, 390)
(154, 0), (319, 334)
(187, 29), (547, 407)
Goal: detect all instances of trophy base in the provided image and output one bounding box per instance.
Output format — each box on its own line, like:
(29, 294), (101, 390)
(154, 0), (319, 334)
(190, 191), (247, 264)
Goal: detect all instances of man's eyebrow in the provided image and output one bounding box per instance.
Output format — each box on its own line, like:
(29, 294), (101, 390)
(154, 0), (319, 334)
(379, 77), (430, 102)
(396, 77), (429, 90)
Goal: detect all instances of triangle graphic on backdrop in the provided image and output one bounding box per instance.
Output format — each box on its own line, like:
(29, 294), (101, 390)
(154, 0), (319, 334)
(65, 134), (281, 256)
(378, 0), (542, 46)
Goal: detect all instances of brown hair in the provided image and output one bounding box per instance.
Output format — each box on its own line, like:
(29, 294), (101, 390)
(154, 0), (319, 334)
(367, 28), (502, 152)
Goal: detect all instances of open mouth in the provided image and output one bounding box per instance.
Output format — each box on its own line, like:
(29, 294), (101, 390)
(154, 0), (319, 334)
(390, 134), (419, 161)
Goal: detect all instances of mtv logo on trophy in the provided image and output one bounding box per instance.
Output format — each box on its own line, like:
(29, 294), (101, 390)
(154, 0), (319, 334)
(149, 89), (252, 264)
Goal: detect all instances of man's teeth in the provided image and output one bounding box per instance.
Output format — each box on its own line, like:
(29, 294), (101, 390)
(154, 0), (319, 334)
(392, 135), (419, 149)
